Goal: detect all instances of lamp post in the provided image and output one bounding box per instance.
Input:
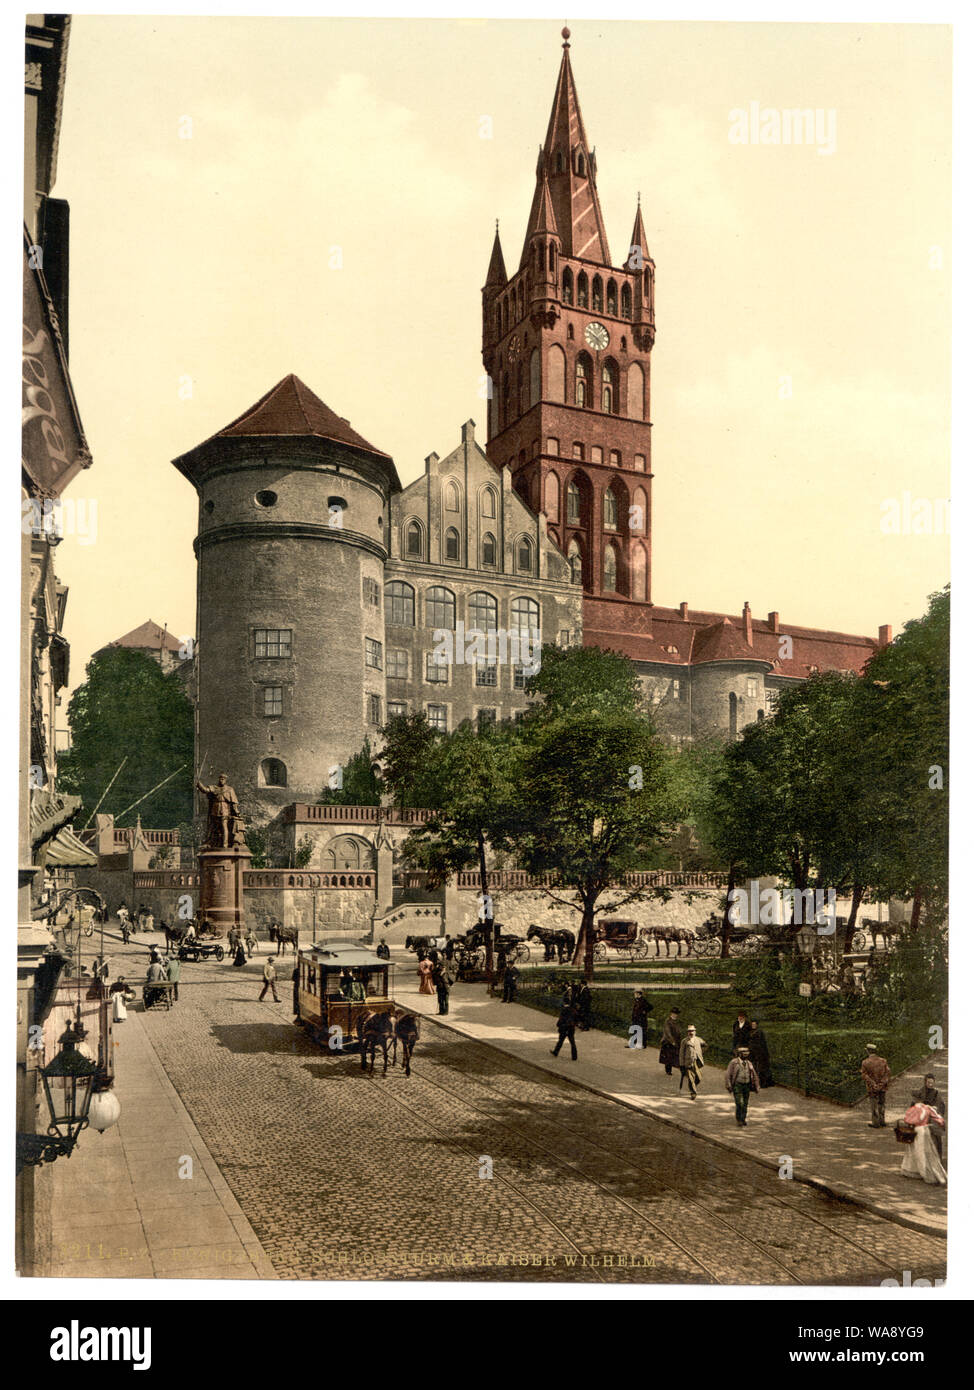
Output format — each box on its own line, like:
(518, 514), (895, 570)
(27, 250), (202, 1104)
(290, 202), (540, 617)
(17, 1008), (99, 1173)
(795, 923), (817, 1097)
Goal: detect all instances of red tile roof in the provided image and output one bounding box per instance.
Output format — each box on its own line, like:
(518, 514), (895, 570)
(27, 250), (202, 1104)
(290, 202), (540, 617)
(206, 374), (391, 459)
(105, 620), (183, 654)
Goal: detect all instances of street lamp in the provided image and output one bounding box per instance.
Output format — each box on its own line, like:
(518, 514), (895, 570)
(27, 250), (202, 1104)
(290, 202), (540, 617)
(17, 1008), (99, 1173)
(796, 923), (817, 956)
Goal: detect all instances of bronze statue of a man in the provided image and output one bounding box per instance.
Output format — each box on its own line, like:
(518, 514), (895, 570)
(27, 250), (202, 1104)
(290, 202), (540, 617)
(196, 773), (241, 849)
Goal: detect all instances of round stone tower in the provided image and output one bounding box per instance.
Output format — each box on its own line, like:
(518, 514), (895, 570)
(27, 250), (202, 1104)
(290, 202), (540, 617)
(172, 375), (400, 823)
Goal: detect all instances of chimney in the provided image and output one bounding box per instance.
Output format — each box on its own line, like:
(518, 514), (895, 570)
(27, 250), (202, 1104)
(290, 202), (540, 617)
(743, 602), (753, 646)
(878, 624), (892, 648)
(768, 611), (779, 633)
(461, 419), (476, 444)
(424, 451), (439, 473)
(679, 601), (689, 620)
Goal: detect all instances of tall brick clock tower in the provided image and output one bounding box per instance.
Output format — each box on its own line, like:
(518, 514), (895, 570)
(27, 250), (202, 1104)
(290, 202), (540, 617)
(481, 27), (655, 605)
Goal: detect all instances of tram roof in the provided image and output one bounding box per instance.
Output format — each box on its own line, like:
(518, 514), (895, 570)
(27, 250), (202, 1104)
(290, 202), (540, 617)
(300, 941), (389, 969)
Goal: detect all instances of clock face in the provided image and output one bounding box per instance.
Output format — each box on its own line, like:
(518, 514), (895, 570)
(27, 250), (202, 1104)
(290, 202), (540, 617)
(585, 321), (610, 351)
(507, 336), (522, 361)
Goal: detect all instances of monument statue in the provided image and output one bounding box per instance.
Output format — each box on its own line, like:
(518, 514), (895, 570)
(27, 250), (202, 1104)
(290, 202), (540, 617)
(196, 772), (242, 849)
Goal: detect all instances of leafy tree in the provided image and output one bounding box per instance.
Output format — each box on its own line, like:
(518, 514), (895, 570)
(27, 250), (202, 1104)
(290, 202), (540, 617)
(523, 642), (641, 720)
(318, 739), (382, 806)
(378, 713), (445, 810)
(58, 649), (193, 828)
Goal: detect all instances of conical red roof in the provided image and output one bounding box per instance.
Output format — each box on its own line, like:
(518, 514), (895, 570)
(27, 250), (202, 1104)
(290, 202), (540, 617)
(209, 375), (391, 458)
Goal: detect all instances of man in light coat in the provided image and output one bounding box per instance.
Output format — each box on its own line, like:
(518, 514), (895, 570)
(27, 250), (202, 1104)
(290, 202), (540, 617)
(678, 1024), (707, 1099)
(725, 1046), (760, 1126)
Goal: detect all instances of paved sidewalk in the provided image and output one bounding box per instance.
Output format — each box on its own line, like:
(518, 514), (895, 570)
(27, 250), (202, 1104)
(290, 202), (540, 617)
(401, 976), (947, 1237)
(41, 980), (277, 1281)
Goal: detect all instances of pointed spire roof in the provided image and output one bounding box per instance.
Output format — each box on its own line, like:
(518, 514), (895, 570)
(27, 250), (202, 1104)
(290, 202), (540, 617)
(527, 166), (559, 240)
(629, 196), (650, 261)
(210, 375), (390, 458)
(522, 29), (611, 265)
(484, 222), (507, 288)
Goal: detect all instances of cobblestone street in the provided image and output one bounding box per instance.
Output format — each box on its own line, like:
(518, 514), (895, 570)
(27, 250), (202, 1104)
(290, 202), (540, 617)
(93, 940), (947, 1285)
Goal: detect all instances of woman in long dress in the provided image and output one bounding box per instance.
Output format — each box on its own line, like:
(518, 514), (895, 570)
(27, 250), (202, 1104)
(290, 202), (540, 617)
(417, 956), (435, 995)
(900, 1103), (947, 1186)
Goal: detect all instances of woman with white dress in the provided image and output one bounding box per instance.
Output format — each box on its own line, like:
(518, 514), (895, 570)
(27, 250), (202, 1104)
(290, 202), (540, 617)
(899, 1103), (947, 1186)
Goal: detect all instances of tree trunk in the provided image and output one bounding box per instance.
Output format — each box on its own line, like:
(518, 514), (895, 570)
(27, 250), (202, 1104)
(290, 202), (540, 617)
(720, 865), (736, 959)
(843, 882), (864, 955)
(571, 895), (597, 981)
(910, 887), (924, 931)
(478, 829), (494, 994)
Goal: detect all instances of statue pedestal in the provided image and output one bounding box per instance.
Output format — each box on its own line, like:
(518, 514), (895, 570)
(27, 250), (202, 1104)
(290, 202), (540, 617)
(198, 845), (251, 936)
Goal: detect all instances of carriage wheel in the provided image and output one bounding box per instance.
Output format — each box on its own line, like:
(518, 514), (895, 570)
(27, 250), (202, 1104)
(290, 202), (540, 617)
(633, 938), (650, 960)
(594, 942), (608, 962)
(701, 937), (721, 958)
(515, 943), (531, 964)
(214, 946), (225, 961)
(851, 931), (867, 953)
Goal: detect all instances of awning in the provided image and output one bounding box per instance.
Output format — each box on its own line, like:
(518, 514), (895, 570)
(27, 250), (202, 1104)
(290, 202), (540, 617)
(44, 825), (97, 868)
(29, 788), (82, 851)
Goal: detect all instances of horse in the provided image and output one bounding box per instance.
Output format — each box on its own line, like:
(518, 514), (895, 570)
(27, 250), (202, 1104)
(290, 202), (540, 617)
(392, 1010), (421, 1077)
(356, 1009), (395, 1076)
(405, 934), (446, 958)
(526, 924), (576, 964)
(650, 925), (695, 958)
(268, 923), (299, 955)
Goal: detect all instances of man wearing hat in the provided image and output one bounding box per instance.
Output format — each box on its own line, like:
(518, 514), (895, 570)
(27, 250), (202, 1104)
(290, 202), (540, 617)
(725, 1046), (760, 1126)
(861, 1043), (891, 1127)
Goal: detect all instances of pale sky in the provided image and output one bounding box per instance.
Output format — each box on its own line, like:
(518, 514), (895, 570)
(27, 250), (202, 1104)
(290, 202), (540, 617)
(49, 16), (950, 694)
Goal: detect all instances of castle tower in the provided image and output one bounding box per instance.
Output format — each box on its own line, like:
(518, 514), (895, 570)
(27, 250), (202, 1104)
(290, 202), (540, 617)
(481, 27), (655, 605)
(172, 375), (400, 821)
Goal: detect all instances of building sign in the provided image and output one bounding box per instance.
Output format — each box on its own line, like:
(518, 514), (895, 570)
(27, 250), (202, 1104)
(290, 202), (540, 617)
(22, 238), (90, 499)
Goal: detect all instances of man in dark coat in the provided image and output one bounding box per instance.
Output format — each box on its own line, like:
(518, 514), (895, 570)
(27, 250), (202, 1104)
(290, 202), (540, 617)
(432, 963), (450, 1016)
(502, 962), (520, 1003)
(659, 1008), (681, 1075)
(747, 1019), (773, 1087)
(732, 1010), (750, 1051)
(630, 991), (651, 1049)
(575, 981), (592, 1031)
(551, 1001), (578, 1060)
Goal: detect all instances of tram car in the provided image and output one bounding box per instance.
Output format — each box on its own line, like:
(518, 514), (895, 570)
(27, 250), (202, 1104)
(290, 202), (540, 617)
(295, 941), (396, 1050)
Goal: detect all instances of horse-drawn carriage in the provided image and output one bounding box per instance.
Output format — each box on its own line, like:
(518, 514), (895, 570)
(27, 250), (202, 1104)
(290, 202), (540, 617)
(593, 919), (651, 962)
(294, 941), (419, 1075)
(693, 912), (767, 958)
(526, 924), (575, 964)
(164, 921), (226, 961)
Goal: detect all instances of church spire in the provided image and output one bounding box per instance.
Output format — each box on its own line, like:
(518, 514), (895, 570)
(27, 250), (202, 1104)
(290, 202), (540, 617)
(629, 195), (650, 264)
(484, 220), (507, 290)
(522, 27), (612, 265)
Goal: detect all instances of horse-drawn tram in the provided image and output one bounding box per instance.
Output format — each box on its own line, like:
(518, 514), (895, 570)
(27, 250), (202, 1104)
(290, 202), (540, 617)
(295, 942), (395, 1050)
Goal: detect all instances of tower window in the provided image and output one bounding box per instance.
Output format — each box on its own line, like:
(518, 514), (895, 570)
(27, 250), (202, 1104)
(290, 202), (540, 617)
(621, 284), (632, 319)
(601, 360), (619, 414)
(634, 453), (646, 472)
(427, 703), (448, 732)
(262, 686), (283, 717)
(481, 532), (497, 567)
(591, 446), (603, 465)
(368, 694), (383, 726)
(561, 268), (573, 305)
(385, 581), (415, 627)
(386, 649), (409, 680)
(607, 280), (618, 316)
(445, 527), (460, 562)
(567, 482), (581, 525)
(576, 152), (585, 176)
(567, 323), (574, 341)
(592, 277), (603, 312)
(254, 490), (277, 508)
(546, 436), (559, 455)
(365, 638), (383, 670)
(609, 449), (621, 467)
(426, 586), (456, 630)
(568, 538), (583, 585)
(405, 521), (423, 557)
(544, 472), (559, 520)
(517, 537), (534, 573)
(260, 757), (287, 788)
(362, 577), (381, 607)
(254, 629), (292, 659)
(747, 677), (758, 697)
(577, 272), (589, 309)
(574, 352), (593, 408)
(603, 490), (619, 530)
(572, 442), (584, 460)
(603, 545), (618, 592)
(729, 692), (738, 737)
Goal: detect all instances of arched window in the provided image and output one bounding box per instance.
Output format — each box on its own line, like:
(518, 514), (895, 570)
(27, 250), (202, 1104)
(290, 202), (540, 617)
(481, 486), (497, 518)
(385, 580), (415, 626)
(529, 348), (540, 405)
(426, 586), (456, 630)
(495, 305), (502, 338)
(574, 351), (593, 408)
(516, 537), (534, 573)
(444, 479), (460, 512)
(567, 323), (574, 341)
(607, 280), (618, 316)
(632, 486), (648, 533)
(603, 489), (618, 530)
(621, 284), (632, 319)
(502, 299), (509, 333)
(568, 537), (583, 585)
(729, 692), (738, 737)
(601, 358), (619, 414)
(538, 244), (545, 275)
(548, 344), (566, 403)
(445, 527), (460, 562)
(631, 544), (647, 601)
(481, 532), (497, 567)
(548, 244), (555, 272)
(627, 361), (645, 420)
(544, 472), (559, 520)
(469, 591), (498, 632)
(561, 268), (573, 305)
(603, 545), (618, 592)
(644, 269), (650, 296)
(555, 151), (564, 173)
(260, 757), (287, 788)
(512, 596), (540, 635)
(405, 520), (423, 558)
(576, 151), (585, 176)
(567, 481), (581, 525)
(577, 271), (589, 309)
(592, 276), (603, 312)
